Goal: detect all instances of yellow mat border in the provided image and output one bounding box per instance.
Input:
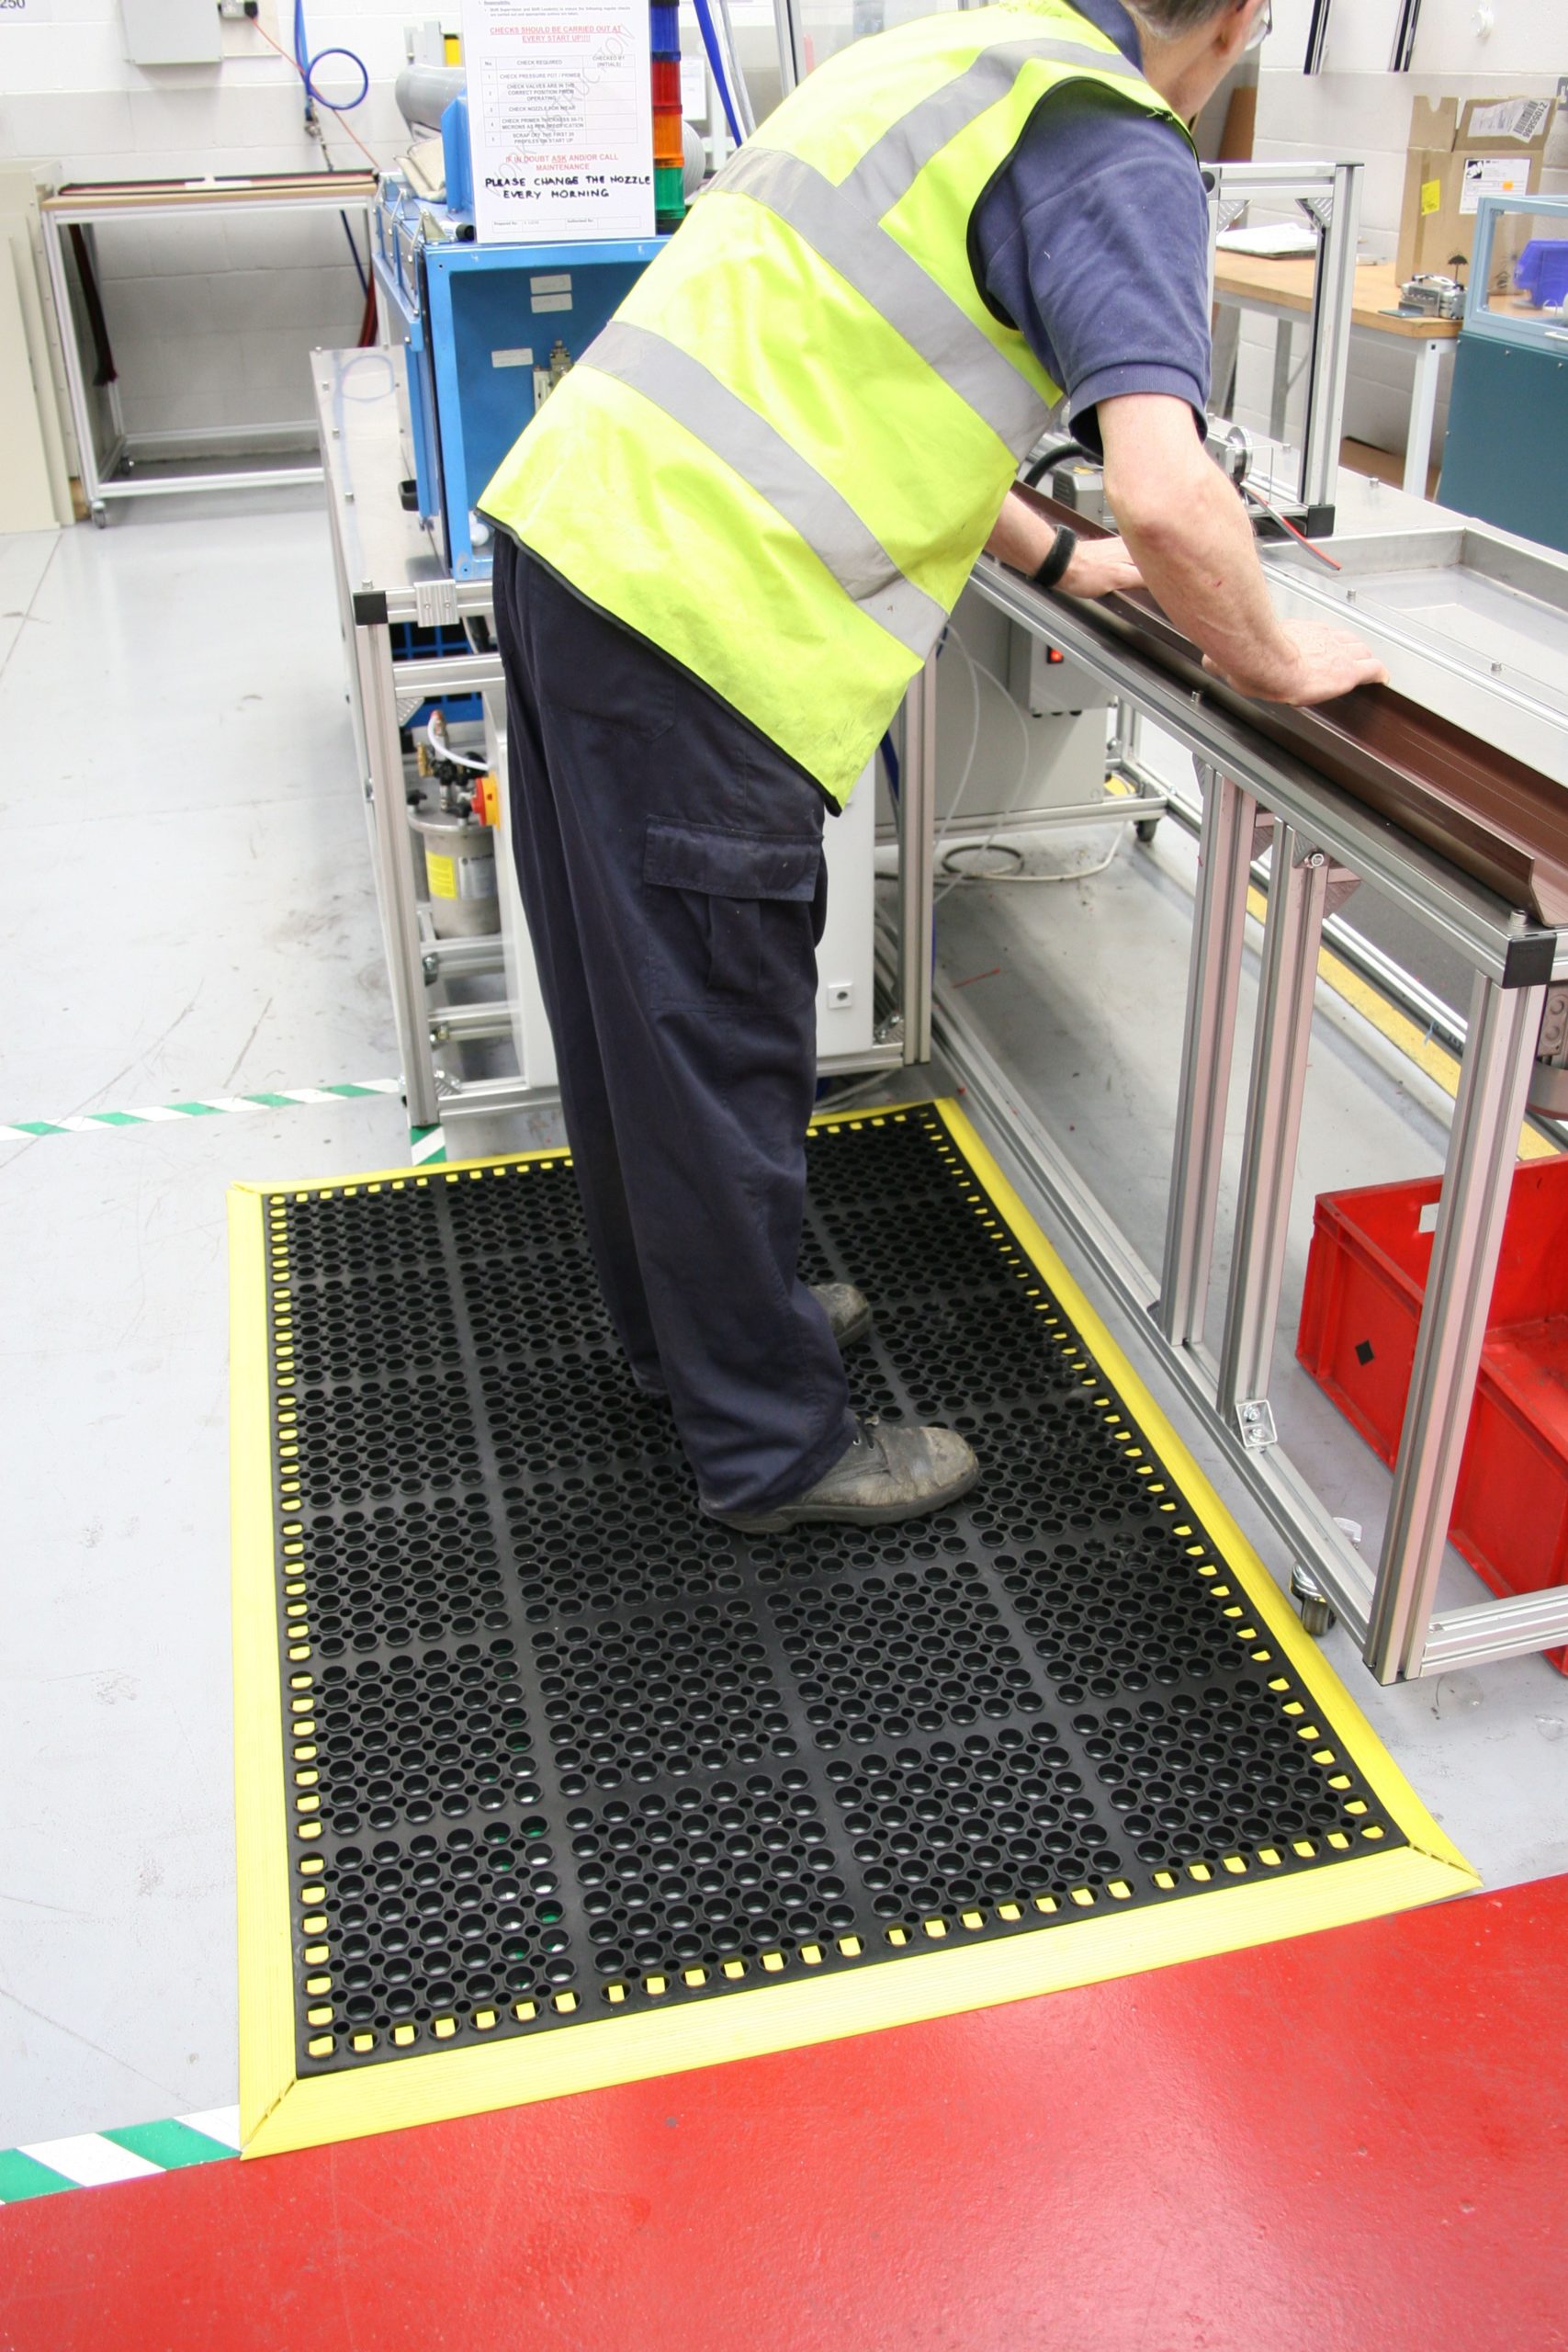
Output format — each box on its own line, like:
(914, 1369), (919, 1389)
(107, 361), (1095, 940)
(231, 1102), (1475, 2162)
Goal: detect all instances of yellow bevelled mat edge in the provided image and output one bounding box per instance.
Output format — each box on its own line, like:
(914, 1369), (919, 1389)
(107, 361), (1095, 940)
(231, 1102), (1473, 2161)
(230, 1184), (299, 2147)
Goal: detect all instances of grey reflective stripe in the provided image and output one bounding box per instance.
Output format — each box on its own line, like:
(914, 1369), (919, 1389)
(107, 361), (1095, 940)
(581, 321), (948, 658)
(715, 142), (1049, 456)
(844, 35), (1146, 217)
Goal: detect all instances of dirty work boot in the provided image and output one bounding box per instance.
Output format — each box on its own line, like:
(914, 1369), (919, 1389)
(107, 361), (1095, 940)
(811, 1281), (871, 1350)
(711, 1416), (978, 1534)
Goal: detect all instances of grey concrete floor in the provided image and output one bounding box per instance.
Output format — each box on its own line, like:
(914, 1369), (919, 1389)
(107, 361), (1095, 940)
(3, 492), (1565, 2156)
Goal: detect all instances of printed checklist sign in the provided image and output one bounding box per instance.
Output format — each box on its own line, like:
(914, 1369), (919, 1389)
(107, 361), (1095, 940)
(462, 0), (653, 243)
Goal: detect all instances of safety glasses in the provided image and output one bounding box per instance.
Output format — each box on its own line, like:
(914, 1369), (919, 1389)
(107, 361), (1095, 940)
(1244, 0), (1273, 51)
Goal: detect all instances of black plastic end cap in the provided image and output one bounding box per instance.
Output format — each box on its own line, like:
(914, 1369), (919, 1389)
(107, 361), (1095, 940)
(352, 590), (389, 627)
(1503, 929), (1559, 990)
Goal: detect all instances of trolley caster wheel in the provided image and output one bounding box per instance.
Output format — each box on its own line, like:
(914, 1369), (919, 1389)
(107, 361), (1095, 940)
(1291, 1563), (1336, 1638)
(1134, 817), (1159, 845)
(90, 504), (109, 530)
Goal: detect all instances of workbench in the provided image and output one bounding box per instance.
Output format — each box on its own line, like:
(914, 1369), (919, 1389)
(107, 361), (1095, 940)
(1213, 253), (1459, 502)
(41, 173), (377, 522)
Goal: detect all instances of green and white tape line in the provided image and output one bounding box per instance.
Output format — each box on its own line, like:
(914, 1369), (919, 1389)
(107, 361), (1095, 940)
(411, 1123), (447, 1165)
(0, 2109), (241, 2204)
(0, 1080), (402, 1144)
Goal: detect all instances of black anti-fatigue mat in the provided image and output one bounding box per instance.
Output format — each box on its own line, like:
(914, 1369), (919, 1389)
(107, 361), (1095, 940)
(231, 1102), (1470, 2156)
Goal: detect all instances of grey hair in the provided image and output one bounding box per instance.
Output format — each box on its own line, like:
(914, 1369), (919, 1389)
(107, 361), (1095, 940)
(1125, 0), (1241, 34)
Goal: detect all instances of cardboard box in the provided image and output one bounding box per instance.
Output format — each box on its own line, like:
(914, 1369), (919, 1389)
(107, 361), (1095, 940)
(1396, 94), (1558, 287)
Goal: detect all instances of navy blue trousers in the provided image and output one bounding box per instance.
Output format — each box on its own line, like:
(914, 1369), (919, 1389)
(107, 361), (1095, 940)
(491, 534), (857, 1515)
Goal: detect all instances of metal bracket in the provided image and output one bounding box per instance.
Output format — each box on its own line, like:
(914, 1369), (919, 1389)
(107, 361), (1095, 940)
(1237, 1398), (1279, 1451)
(414, 578), (461, 628)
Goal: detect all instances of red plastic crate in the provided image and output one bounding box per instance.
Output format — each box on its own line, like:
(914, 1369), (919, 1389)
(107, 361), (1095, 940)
(1297, 1157), (1568, 1671)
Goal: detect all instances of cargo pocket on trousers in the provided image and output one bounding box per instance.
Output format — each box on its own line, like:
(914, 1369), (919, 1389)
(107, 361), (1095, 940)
(643, 819), (823, 1005)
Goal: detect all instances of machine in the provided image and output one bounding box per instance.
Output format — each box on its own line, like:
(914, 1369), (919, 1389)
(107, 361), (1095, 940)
(1439, 191), (1568, 560)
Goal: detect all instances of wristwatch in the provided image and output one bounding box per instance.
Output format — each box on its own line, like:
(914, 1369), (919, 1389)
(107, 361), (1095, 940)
(1031, 526), (1077, 593)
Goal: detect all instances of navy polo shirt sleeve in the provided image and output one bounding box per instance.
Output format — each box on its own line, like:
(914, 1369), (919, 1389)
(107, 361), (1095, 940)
(969, 80), (1213, 455)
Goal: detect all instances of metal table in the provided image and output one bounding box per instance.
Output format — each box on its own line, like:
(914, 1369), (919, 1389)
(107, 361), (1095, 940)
(312, 345), (922, 1144)
(42, 174), (376, 522)
(959, 476), (1568, 1686)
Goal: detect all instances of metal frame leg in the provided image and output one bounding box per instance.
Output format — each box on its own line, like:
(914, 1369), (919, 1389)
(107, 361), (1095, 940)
(1269, 317), (1293, 445)
(353, 615), (443, 1132)
(1159, 766), (1257, 1350)
(1300, 162), (1361, 515)
(1403, 336), (1444, 500)
(897, 658), (937, 1067)
(1217, 826), (1330, 1423)
(40, 209), (105, 518)
(1365, 972), (1545, 1681)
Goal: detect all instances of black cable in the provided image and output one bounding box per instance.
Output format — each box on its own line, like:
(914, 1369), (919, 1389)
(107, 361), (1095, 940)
(338, 208), (368, 295)
(67, 223), (117, 388)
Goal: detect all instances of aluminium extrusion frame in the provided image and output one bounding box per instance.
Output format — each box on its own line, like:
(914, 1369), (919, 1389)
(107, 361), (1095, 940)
(314, 347), (920, 1143)
(965, 553), (1567, 1685)
(1205, 160), (1360, 521)
(41, 180), (374, 522)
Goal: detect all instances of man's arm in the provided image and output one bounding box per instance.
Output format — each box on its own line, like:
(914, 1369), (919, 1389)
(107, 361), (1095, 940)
(985, 492), (1143, 600)
(1099, 393), (1388, 707)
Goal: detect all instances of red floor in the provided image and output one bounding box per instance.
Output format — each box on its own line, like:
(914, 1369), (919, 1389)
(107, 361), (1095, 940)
(4, 1876), (1565, 2352)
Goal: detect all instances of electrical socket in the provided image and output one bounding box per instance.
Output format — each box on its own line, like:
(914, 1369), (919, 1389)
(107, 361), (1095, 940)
(220, 0), (277, 55)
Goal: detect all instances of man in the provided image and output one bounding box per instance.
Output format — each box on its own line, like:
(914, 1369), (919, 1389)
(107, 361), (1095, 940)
(478, 0), (1385, 1538)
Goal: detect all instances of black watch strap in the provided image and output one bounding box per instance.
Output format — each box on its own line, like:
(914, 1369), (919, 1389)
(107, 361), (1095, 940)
(1031, 526), (1077, 593)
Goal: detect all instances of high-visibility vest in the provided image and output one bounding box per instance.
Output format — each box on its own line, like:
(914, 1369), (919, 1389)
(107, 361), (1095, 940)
(479, 0), (1189, 807)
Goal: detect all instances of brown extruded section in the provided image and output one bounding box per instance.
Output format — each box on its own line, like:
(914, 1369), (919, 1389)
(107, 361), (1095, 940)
(1015, 487), (1568, 929)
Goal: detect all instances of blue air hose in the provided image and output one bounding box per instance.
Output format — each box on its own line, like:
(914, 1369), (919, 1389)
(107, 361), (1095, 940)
(292, 0), (370, 114)
(691, 0), (744, 147)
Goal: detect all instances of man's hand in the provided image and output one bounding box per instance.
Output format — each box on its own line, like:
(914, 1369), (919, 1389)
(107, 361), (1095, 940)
(1100, 394), (1388, 709)
(984, 488), (1143, 600)
(1059, 536), (1143, 600)
(1204, 618), (1390, 707)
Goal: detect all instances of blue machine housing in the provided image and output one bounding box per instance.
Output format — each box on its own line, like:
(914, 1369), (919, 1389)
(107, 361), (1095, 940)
(370, 96), (660, 582)
(1438, 192), (1568, 559)
(421, 237), (659, 578)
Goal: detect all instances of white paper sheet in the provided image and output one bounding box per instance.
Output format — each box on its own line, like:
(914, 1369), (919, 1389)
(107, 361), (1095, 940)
(462, 0), (654, 244)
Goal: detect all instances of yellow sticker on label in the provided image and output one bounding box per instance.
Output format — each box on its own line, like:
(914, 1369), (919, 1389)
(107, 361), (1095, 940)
(1420, 178), (1442, 216)
(425, 851), (457, 899)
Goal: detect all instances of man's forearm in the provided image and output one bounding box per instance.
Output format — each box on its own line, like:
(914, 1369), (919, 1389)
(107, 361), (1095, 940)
(984, 490), (1058, 574)
(1111, 455), (1300, 696)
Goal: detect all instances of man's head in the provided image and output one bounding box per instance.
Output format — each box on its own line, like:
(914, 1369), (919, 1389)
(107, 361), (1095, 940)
(1130, 0), (1270, 120)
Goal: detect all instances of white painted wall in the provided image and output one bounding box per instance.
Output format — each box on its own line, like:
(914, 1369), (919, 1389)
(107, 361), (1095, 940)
(1233, 0), (1568, 470)
(0, 0), (439, 450)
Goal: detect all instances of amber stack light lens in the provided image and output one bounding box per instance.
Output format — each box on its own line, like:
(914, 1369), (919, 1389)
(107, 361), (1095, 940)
(651, 2), (684, 232)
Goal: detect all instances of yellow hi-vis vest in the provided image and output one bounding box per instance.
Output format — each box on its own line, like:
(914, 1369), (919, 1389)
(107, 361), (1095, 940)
(478, 0), (1188, 807)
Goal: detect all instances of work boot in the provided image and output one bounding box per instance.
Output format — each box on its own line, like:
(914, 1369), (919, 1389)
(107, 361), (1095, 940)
(811, 1281), (871, 1349)
(710, 1416), (978, 1533)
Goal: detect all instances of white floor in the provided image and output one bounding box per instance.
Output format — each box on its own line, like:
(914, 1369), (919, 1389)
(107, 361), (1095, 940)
(3, 492), (1565, 2153)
